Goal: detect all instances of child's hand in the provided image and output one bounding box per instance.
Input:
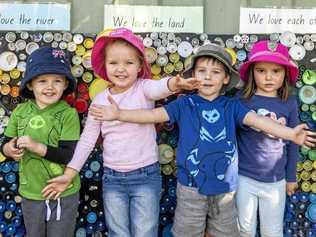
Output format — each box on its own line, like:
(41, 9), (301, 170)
(168, 74), (201, 92)
(89, 96), (120, 121)
(42, 174), (73, 200)
(286, 182), (298, 196)
(16, 135), (45, 154)
(293, 124), (316, 147)
(3, 137), (24, 161)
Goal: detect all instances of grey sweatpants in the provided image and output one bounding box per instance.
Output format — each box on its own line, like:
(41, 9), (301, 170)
(21, 193), (79, 237)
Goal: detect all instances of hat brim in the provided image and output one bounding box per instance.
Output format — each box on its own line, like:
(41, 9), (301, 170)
(91, 35), (151, 81)
(183, 52), (240, 91)
(239, 56), (299, 84)
(20, 64), (77, 98)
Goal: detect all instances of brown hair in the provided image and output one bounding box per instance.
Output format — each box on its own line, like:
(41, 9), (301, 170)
(241, 64), (290, 101)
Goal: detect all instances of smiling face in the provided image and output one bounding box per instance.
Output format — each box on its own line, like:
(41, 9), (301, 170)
(27, 74), (68, 109)
(193, 57), (230, 101)
(253, 61), (286, 97)
(105, 40), (142, 94)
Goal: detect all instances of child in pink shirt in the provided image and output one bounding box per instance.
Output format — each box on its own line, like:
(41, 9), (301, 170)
(42, 28), (199, 237)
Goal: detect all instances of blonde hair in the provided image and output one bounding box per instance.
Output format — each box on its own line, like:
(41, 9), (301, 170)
(242, 64), (290, 101)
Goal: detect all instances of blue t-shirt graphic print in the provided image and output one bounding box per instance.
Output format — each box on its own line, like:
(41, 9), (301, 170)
(165, 94), (249, 195)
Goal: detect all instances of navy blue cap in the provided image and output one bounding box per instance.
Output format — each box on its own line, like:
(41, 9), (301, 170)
(20, 46), (76, 98)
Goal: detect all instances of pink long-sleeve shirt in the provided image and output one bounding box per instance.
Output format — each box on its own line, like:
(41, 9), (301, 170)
(68, 78), (172, 172)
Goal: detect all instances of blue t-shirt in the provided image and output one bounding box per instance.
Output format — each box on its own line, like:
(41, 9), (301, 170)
(164, 94), (250, 195)
(237, 94), (299, 183)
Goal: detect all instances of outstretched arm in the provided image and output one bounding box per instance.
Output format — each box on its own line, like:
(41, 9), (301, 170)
(167, 74), (200, 92)
(89, 96), (170, 124)
(143, 75), (200, 101)
(243, 111), (316, 147)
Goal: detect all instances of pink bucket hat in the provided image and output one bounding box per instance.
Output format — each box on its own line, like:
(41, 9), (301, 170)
(91, 28), (152, 81)
(239, 40), (299, 84)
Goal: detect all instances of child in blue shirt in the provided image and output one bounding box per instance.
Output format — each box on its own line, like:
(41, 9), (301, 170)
(236, 40), (307, 237)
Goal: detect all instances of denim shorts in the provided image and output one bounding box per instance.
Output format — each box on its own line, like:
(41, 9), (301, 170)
(102, 162), (162, 237)
(172, 182), (240, 237)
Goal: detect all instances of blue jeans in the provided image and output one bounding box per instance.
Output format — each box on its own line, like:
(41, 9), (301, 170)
(102, 162), (162, 237)
(236, 175), (286, 237)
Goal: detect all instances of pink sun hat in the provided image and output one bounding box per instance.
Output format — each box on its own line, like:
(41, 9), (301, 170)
(239, 40), (299, 84)
(91, 27), (152, 81)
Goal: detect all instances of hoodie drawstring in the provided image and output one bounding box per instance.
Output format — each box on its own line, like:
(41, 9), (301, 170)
(45, 200), (51, 221)
(56, 198), (61, 221)
(45, 198), (62, 221)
